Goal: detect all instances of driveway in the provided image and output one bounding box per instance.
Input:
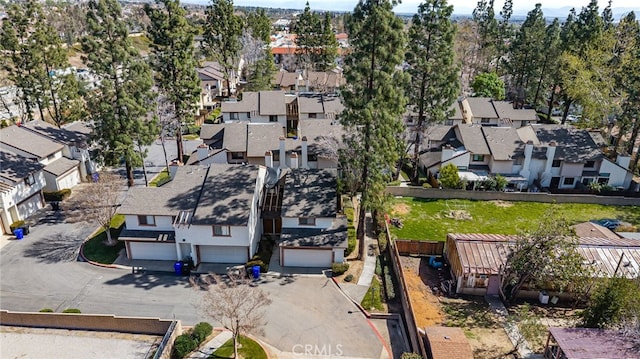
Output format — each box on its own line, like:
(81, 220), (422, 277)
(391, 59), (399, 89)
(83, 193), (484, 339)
(1, 209), (388, 358)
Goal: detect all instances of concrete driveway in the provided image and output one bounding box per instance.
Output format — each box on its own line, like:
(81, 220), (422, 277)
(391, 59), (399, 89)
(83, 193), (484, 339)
(1, 209), (388, 358)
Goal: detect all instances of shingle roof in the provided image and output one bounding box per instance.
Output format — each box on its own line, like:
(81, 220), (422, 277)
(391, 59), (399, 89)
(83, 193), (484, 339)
(298, 119), (344, 158)
(424, 327), (474, 359)
(0, 125), (64, 158)
(321, 95), (344, 119)
(533, 125), (603, 162)
(298, 94), (324, 114)
(282, 169), (337, 218)
(280, 217), (347, 248)
(246, 123), (297, 157)
(456, 125), (490, 154)
(199, 123), (224, 141)
(43, 157), (80, 176)
(426, 125), (454, 142)
(492, 101), (538, 121)
(22, 120), (91, 148)
(191, 164), (260, 226)
(449, 102), (464, 120)
(465, 97), (498, 118)
(0, 150), (44, 183)
(481, 126), (525, 161)
(221, 92), (259, 113)
(221, 123), (248, 152)
(259, 91), (286, 115)
(548, 327), (640, 359)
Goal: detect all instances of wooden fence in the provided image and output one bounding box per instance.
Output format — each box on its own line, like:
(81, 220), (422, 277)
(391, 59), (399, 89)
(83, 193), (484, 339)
(395, 240), (444, 256)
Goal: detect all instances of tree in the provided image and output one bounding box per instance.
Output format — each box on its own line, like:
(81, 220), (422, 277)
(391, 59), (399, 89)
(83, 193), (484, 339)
(340, 0), (407, 259)
(582, 275), (640, 329)
(193, 273), (272, 359)
(247, 8), (271, 43)
(246, 50), (277, 91)
(317, 12), (339, 71)
(145, 0), (201, 164)
(405, 0), (459, 181)
(65, 172), (124, 245)
(294, 1), (322, 70)
(438, 163), (461, 189)
(454, 19), (480, 93)
(471, 71), (504, 99)
(498, 207), (587, 303)
(82, 0), (159, 186)
(472, 0), (498, 72)
(203, 0), (243, 97)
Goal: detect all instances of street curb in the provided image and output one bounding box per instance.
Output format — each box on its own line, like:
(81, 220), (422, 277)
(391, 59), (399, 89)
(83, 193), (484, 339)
(79, 230), (131, 271)
(330, 277), (371, 318)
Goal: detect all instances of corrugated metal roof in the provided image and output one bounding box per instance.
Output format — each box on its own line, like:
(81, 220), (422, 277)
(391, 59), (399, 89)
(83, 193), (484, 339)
(549, 327), (640, 359)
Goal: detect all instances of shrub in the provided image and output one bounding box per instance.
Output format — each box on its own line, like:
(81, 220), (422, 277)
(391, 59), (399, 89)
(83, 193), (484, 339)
(192, 322), (213, 344)
(439, 163), (462, 189)
(401, 353), (423, 359)
(10, 220), (25, 232)
(246, 259), (267, 273)
(185, 125), (201, 135)
(494, 174), (508, 191)
(62, 308), (81, 313)
(173, 333), (198, 358)
(43, 189), (72, 202)
(383, 266), (396, 300)
(422, 182), (432, 188)
(378, 232), (388, 252)
(388, 180), (401, 186)
(344, 274), (354, 282)
(375, 256), (382, 276)
(332, 262), (349, 275)
(245, 238), (275, 272)
(39, 308), (54, 312)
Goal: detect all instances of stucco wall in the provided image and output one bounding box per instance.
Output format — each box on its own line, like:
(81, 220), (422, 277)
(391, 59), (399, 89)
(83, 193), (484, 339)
(282, 216), (334, 229)
(175, 225), (250, 246)
(125, 215), (175, 231)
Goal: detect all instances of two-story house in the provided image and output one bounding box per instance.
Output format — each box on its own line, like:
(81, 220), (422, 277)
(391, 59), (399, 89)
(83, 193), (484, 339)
(221, 91), (289, 125)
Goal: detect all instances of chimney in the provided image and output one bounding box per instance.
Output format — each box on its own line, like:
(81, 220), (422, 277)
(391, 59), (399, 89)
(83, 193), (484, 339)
(616, 154), (631, 169)
(197, 143), (209, 161)
(541, 141), (557, 185)
(265, 150), (273, 168)
(169, 160), (181, 179)
(279, 136), (287, 168)
(519, 140), (533, 181)
(290, 152), (299, 169)
(301, 136), (309, 168)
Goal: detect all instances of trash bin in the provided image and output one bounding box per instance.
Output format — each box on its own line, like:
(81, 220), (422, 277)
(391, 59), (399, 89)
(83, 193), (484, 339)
(181, 262), (191, 275)
(21, 225), (30, 235)
(14, 228), (24, 240)
(252, 265), (261, 279)
(174, 261), (183, 275)
(51, 201), (60, 211)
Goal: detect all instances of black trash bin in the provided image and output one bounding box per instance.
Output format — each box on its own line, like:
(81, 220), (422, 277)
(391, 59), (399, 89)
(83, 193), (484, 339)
(181, 261), (191, 275)
(51, 202), (60, 211)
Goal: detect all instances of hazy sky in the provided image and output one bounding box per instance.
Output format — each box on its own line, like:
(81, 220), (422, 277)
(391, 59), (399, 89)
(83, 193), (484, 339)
(223, 0), (640, 15)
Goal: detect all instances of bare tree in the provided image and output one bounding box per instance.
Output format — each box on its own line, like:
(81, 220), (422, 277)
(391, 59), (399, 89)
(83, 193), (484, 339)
(65, 172), (124, 245)
(192, 273), (272, 358)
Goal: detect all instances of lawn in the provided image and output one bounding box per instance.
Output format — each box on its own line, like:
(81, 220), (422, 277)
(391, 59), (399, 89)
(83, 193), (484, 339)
(360, 276), (384, 312)
(388, 197), (640, 241)
(149, 168), (171, 187)
(81, 214), (125, 264)
(211, 335), (267, 359)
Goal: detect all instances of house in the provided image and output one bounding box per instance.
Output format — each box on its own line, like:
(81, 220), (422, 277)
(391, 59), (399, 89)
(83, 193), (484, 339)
(278, 169), (347, 267)
(118, 164), (267, 265)
(544, 327), (640, 359)
(423, 326), (474, 359)
(0, 125), (81, 191)
(0, 151), (46, 234)
(198, 62), (225, 109)
(571, 222), (620, 240)
(272, 70), (303, 92)
(220, 91), (289, 125)
(445, 233), (640, 296)
(297, 93), (345, 120)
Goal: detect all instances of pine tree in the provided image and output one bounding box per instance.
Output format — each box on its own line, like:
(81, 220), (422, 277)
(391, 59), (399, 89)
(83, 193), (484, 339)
(247, 8), (271, 44)
(340, 0), (407, 259)
(294, 1), (322, 70)
(247, 50), (277, 91)
(145, 0), (201, 164)
(472, 0), (498, 72)
(82, 0), (158, 186)
(406, 0), (459, 181)
(203, 0), (243, 97)
(317, 12), (339, 71)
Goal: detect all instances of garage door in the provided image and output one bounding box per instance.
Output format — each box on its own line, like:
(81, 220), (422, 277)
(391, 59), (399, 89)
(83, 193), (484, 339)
(199, 246), (248, 263)
(57, 168), (81, 190)
(128, 242), (178, 261)
(282, 248), (332, 268)
(17, 192), (44, 219)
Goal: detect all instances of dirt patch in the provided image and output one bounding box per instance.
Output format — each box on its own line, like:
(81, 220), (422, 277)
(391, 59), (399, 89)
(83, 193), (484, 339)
(341, 259), (364, 283)
(399, 256), (443, 327)
(391, 203), (410, 216)
(491, 200), (513, 208)
(466, 328), (515, 359)
(444, 210), (472, 220)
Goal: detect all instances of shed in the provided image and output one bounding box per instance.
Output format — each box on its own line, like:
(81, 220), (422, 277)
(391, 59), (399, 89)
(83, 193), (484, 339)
(544, 327), (640, 359)
(424, 326), (474, 359)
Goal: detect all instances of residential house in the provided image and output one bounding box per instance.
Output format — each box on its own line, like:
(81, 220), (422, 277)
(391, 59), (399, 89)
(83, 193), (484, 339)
(0, 151), (46, 234)
(544, 327), (640, 359)
(221, 91), (288, 126)
(297, 93), (345, 121)
(445, 233), (640, 296)
(272, 70), (303, 92)
(198, 62), (225, 110)
(0, 125), (81, 191)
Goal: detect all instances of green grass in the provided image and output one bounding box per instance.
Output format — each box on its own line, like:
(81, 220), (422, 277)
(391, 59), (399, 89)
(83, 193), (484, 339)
(82, 214), (125, 264)
(183, 134), (200, 140)
(211, 335), (267, 359)
(149, 168), (171, 187)
(360, 276), (384, 311)
(389, 198), (640, 241)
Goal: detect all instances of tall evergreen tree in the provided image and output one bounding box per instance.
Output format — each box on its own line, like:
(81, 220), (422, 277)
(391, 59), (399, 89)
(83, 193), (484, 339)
(317, 12), (339, 71)
(534, 18), (561, 110)
(247, 8), (272, 43)
(340, 0), (407, 259)
(294, 1), (322, 70)
(203, 0), (243, 97)
(495, 0), (513, 74)
(247, 52), (277, 91)
(406, 0), (459, 181)
(145, 0), (201, 164)
(82, 0), (158, 186)
(472, 0), (498, 72)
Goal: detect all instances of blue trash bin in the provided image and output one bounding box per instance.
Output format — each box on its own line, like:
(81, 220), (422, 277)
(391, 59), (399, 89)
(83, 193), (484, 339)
(174, 261), (183, 275)
(14, 228), (24, 240)
(252, 265), (261, 279)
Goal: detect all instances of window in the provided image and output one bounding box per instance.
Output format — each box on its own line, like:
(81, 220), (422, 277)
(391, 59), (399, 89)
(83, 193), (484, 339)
(273, 151), (280, 161)
(582, 178), (594, 185)
(138, 215), (156, 226)
(308, 153), (318, 162)
(585, 160), (595, 168)
(563, 177), (575, 186)
(269, 115), (278, 122)
(213, 225), (230, 236)
(444, 119), (453, 126)
(24, 173), (35, 186)
(552, 160), (561, 168)
(230, 112), (238, 120)
(481, 118), (491, 124)
(309, 113), (317, 119)
(520, 121), (528, 127)
(472, 154), (484, 162)
(231, 152), (244, 160)
(246, 112), (251, 119)
(47, 153), (56, 161)
(298, 217), (316, 226)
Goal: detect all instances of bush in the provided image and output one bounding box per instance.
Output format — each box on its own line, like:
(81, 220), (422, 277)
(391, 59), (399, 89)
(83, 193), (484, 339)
(43, 189), (72, 202)
(375, 256), (382, 276)
(388, 180), (401, 186)
(39, 308), (54, 312)
(62, 308), (81, 313)
(173, 333), (198, 358)
(383, 266), (395, 300)
(344, 274), (354, 282)
(246, 259), (267, 272)
(332, 262), (349, 275)
(378, 232), (388, 252)
(345, 207), (356, 256)
(185, 125), (200, 135)
(245, 238), (275, 272)
(422, 182), (432, 188)
(10, 220), (25, 232)
(192, 322), (213, 344)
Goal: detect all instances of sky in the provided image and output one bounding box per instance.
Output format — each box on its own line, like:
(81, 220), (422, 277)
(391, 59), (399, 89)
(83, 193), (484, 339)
(220, 0), (640, 16)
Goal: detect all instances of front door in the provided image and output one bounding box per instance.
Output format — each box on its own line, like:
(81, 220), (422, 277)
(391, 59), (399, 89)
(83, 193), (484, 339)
(487, 275), (500, 295)
(550, 177), (560, 189)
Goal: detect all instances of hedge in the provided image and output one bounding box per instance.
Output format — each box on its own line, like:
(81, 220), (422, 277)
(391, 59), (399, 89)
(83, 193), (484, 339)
(192, 322), (213, 344)
(173, 333), (198, 358)
(62, 308), (81, 313)
(43, 189), (72, 202)
(332, 262), (349, 275)
(9, 220), (25, 232)
(245, 237), (275, 273)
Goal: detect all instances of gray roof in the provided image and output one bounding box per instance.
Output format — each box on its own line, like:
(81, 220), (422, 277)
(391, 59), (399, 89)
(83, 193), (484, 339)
(419, 151), (441, 169)
(0, 150), (44, 183)
(465, 97), (498, 119)
(321, 95), (344, 119)
(492, 101), (538, 121)
(298, 119), (344, 158)
(221, 92), (259, 113)
(456, 125), (490, 154)
(298, 94), (324, 114)
(222, 123), (248, 152)
(118, 166), (208, 216)
(534, 125), (603, 162)
(246, 123), (297, 157)
(23, 120), (91, 148)
(426, 125), (454, 142)
(259, 91), (286, 115)
(481, 127), (524, 161)
(280, 217), (348, 248)
(282, 169), (337, 218)
(191, 164), (260, 226)
(449, 102), (464, 120)
(272, 71), (301, 87)
(43, 156), (80, 176)
(199, 123), (224, 141)
(0, 125), (64, 158)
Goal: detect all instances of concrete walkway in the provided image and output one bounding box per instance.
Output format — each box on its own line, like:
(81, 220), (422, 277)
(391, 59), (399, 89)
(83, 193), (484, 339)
(189, 330), (233, 358)
(357, 212), (377, 287)
(485, 295), (542, 359)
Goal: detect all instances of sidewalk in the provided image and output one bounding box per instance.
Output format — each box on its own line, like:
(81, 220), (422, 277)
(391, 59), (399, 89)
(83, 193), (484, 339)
(485, 295), (542, 359)
(189, 330), (232, 358)
(357, 212), (377, 287)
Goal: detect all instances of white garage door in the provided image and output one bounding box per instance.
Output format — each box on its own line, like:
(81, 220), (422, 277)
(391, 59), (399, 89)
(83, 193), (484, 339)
(57, 168), (81, 190)
(283, 248), (332, 268)
(17, 192), (44, 219)
(199, 246), (248, 263)
(128, 242), (178, 261)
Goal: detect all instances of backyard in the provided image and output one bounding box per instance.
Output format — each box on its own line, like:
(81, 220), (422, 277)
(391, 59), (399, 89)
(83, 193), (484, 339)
(388, 198), (640, 241)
